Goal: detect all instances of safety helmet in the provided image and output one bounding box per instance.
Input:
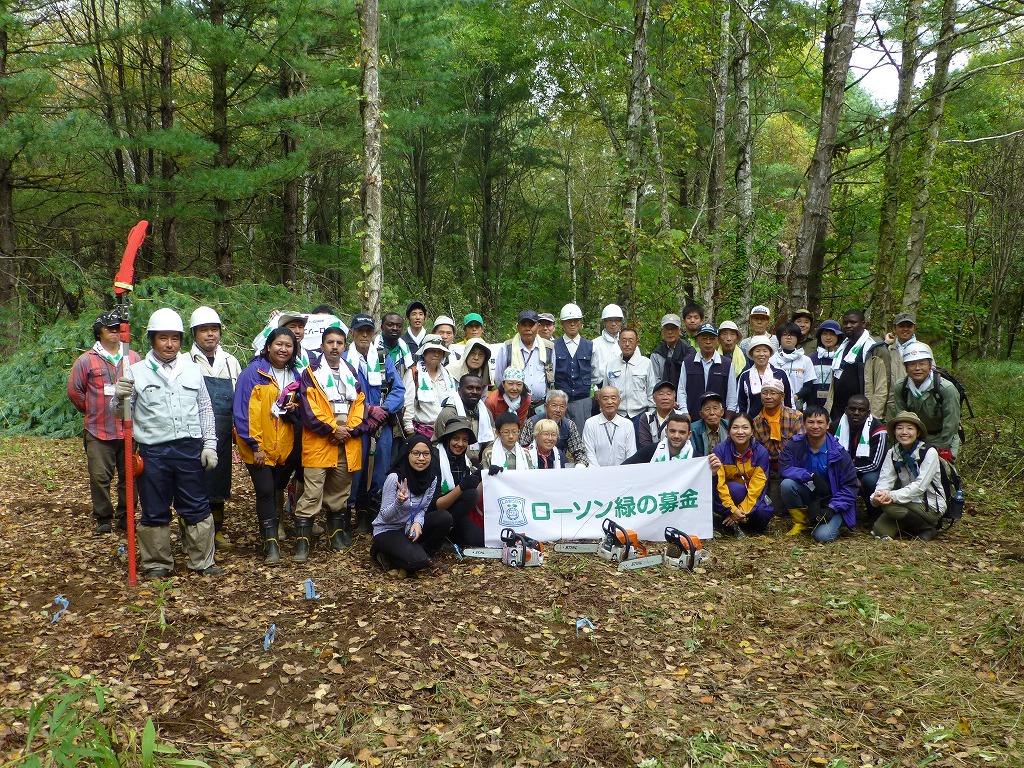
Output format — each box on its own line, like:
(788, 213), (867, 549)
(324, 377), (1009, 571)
(601, 303), (624, 321)
(559, 303), (583, 321)
(189, 306), (222, 329)
(147, 308), (185, 334)
(902, 341), (933, 365)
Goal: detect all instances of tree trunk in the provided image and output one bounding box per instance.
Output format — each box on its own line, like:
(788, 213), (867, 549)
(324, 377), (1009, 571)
(159, 0), (178, 273)
(621, 0), (650, 318)
(280, 60), (299, 286)
(642, 72), (670, 233)
(704, 0), (730, 314)
(359, 0), (382, 318)
(0, 24), (17, 308)
(565, 149), (578, 300)
(902, 0), (956, 314)
(735, 6), (755, 326)
(871, 0), (922, 322)
(210, 0), (232, 283)
(790, 0), (860, 313)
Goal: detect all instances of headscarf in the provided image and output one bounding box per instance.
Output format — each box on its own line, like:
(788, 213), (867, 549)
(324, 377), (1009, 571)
(390, 435), (439, 498)
(439, 428), (472, 476)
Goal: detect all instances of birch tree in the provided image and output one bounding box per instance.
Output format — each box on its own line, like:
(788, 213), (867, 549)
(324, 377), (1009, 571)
(359, 0), (383, 318)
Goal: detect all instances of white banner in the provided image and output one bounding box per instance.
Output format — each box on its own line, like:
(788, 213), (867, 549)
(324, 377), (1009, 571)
(482, 459), (714, 546)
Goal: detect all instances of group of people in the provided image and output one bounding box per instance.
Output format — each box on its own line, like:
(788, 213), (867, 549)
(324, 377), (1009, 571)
(68, 299), (962, 578)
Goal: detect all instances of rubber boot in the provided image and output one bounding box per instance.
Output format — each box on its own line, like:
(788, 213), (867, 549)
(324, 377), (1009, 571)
(261, 520), (281, 566)
(787, 507), (810, 536)
(353, 503), (373, 535)
(293, 518), (312, 563)
(275, 489), (287, 541)
(212, 502), (232, 551)
(326, 511), (352, 551)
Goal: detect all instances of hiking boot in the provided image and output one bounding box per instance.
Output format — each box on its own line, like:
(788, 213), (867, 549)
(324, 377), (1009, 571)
(916, 527), (938, 542)
(144, 567), (174, 580)
(95, 520), (112, 535)
(293, 518), (313, 563)
(190, 565), (225, 576)
(421, 558), (450, 576)
(114, 516), (128, 533)
(215, 531), (233, 550)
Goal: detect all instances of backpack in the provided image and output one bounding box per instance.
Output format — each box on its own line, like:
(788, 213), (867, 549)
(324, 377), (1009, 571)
(934, 455), (965, 531)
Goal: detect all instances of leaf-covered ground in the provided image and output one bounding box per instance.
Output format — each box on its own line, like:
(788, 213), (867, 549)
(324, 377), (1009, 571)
(1, 429), (1023, 768)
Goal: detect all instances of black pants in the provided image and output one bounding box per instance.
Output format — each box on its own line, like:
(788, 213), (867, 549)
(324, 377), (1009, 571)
(372, 509), (452, 573)
(447, 491), (483, 547)
(245, 463), (293, 526)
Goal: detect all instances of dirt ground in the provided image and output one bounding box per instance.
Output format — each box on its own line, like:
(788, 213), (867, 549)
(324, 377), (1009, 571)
(1, 435), (1023, 768)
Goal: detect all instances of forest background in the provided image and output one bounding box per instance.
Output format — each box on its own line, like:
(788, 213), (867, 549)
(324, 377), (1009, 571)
(2, 0), (1024, 438)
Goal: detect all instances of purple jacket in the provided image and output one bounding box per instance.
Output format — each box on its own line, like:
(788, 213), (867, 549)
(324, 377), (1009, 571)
(779, 432), (859, 527)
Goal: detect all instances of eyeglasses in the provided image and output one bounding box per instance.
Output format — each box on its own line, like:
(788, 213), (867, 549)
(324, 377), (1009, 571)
(409, 450), (431, 458)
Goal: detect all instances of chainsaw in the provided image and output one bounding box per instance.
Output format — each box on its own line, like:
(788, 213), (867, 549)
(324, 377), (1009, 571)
(554, 519), (663, 571)
(461, 528), (545, 567)
(663, 526), (710, 571)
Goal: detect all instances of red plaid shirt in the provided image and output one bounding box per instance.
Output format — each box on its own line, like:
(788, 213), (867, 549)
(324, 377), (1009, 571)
(67, 348), (140, 440)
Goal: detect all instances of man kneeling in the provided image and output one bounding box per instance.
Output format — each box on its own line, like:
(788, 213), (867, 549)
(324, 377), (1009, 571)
(778, 405), (859, 542)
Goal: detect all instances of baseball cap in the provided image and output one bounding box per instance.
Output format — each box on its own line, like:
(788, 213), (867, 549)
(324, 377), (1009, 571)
(517, 310), (539, 324)
(792, 308), (813, 321)
(750, 305), (771, 317)
(277, 311), (308, 327)
(405, 301), (426, 317)
(653, 380), (676, 393)
(661, 313), (682, 328)
(699, 390), (724, 406)
(538, 312), (556, 324)
(893, 312), (916, 326)
(696, 323), (719, 337)
(718, 320), (740, 334)
(463, 312), (484, 327)
(432, 315), (457, 330)
(350, 313), (375, 330)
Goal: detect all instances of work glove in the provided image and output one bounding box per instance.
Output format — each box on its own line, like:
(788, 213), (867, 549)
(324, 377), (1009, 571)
(114, 378), (134, 399)
(810, 473), (830, 495)
(822, 505), (838, 522)
(459, 473), (482, 491)
(365, 405), (390, 430)
(488, 464), (504, 476)
(201, 448), (218, 470)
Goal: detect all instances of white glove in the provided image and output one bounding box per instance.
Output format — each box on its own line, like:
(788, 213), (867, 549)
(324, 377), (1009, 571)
(201, 448), (218, 470)
(114, 377), (134, 398)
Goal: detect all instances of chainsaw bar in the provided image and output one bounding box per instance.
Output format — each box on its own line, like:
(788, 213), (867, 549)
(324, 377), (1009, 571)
(617, 555), (664, 571)
(462, 547), (504, 559)
(554, 542), (600, 554)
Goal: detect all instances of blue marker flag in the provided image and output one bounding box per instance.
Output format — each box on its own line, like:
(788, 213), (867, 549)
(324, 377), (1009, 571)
(52, 595), (69, 624)
(575, 617), (594, 636)
(305, 579), (320, 600)
(264, 624), (277, 651)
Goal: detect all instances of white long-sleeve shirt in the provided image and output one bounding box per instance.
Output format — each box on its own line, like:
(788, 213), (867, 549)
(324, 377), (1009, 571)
(604, 350), (656, 418)
(582, 413), (637, 467)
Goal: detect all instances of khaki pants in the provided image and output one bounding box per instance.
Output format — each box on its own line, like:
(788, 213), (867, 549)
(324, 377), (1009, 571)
(138, 517), (215, 573)
(293, 447), (352, 520)
(872, 500), (937, 538)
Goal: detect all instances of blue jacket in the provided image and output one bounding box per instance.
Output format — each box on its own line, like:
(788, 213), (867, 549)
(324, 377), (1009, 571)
(779, 432), (858, 527)
(353, 350), (406, 414)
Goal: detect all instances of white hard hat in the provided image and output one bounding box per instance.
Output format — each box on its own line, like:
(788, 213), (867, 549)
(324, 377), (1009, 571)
(189, 306), (221, 329)
(601, 303), (624, 321)
(560, 303), (583, 321)
(902, 341), (934, 364)
(147, 308), (184, 334)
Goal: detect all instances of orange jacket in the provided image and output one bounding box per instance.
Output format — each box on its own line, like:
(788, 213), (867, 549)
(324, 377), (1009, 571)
(484, 388), (532, 428)
(299, 363), (366, 470)
(233, 359), (295, 466)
